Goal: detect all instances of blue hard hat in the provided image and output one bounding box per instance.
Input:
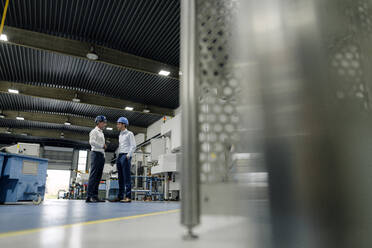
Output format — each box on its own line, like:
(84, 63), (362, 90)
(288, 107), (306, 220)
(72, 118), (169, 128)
(95, 115), (107, 123)
(117, 117), (129, 126)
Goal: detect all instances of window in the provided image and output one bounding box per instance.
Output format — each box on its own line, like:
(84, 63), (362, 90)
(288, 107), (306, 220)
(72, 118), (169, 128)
(78, 150), (88, 172)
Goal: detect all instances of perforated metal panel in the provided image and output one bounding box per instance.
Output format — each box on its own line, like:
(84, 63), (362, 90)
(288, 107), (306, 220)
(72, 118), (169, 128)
(182, 0), (372, 245)
(331, 43), (366, 105)
(197, 0), (240, 184)
(328, 0), (372, 110)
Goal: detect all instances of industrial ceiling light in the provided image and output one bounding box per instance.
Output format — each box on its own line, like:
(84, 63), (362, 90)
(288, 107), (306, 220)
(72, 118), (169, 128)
(72, 93), (81, 103)
(65, 116), (71, 126)
(8, 88), (19, 94)
(20, 133), (28, 136)
(143, 109), (150, 113)
(16, 116), (24, 120)
(86, 45), (99, 60)
(5, 129), (11, 134)
(125, 106), (134, 111)
(0, 114), (4, 118)
(0, 34), (8, 41)
(106, 127), (113, 131)
(60, 132), (65, 138)
(158, 70), (170, 76)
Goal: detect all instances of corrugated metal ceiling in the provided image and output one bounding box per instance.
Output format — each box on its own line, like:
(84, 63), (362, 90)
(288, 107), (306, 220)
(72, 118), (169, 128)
(0, 93), (162, 127)
(0, 43), (180, 109)
(0, 133), (121, 152)
(0, 0), (178, 143)
(0, 0), (180, 66)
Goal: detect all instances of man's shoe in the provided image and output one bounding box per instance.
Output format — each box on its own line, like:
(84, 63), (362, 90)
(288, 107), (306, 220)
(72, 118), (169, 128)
(109, 198), (122, 202)
(86, 197), (98, 203)
(120, 198), (132, 203)
(93, 197), (106, 203)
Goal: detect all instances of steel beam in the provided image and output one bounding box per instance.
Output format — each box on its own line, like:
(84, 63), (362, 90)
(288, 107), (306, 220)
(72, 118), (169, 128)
(0, 128), (119, 152)
(0, 110), (146, 134)
(0, 127), (91, 141)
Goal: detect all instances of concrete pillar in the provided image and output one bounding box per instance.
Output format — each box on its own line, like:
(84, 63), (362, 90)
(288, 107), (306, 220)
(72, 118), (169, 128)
(70, 149), (79, 184)
(164, 172), (169, 200)
(86, 150), (92, 172)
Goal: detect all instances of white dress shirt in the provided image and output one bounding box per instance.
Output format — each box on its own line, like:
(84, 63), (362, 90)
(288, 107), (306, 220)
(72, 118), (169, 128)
(89, 127), (105, 154)
(118, 129), (136, 157)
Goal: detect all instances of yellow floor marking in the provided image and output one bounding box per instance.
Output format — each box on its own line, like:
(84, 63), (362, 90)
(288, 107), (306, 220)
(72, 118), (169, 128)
(0, 209), (180, 239)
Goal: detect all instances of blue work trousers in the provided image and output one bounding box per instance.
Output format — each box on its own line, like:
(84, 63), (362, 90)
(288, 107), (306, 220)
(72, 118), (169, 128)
(117, 153), (132, 199)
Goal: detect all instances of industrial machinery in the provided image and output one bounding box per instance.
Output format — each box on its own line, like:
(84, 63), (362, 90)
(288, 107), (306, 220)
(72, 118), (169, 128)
(0, 154), (4, 183)
(106, 178), (119, 201)
(0, 152), (48, 205)
(70, 171), (89, 200)
(68, 182), (85, 200)
(107, 152), (164, 201)
(57, 189), (68, 199)
(98, 181), (106, 200)
(4, 143), (40, 157)
(151, 114), (181, 201)
(0, 143), (48, 204)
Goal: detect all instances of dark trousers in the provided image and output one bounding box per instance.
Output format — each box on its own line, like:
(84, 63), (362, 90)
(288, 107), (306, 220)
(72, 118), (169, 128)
(87, 151), (105, 198)
(117, 153), (132, 199)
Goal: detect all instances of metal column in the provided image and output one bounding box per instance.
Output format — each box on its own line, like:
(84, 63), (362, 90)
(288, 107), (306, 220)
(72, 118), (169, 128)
(181, 0), (372, 246)
(164, 172), (169, 200)
(180, 0), (200, 239)
(235, 0), (372, 247)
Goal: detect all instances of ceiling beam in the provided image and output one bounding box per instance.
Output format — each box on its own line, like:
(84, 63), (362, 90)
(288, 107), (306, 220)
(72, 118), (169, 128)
(2, 26), (179, 80)
(0, 129), (119, 152)
(0, 81), (174, 117)
(1, 111), (146, 134)
(0, 127), (92, 141)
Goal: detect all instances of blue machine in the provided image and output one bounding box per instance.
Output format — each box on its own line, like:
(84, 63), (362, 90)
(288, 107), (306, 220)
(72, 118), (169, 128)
(0, 153), (6, 180)
(131, 176), (164, 201)
(106, 176), (164, 201)
(0, 153), (48, 205)
(106, 179), (119, 201)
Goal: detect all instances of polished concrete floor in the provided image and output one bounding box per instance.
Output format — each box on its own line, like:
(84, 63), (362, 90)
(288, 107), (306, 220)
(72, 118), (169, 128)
(0, 199), (266, 248)
(0, 199), (180, 233)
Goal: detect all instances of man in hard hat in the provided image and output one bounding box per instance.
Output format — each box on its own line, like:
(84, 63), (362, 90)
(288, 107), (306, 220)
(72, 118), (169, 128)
(86, 115), (107, 203)
(115, 117), (136, 203)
